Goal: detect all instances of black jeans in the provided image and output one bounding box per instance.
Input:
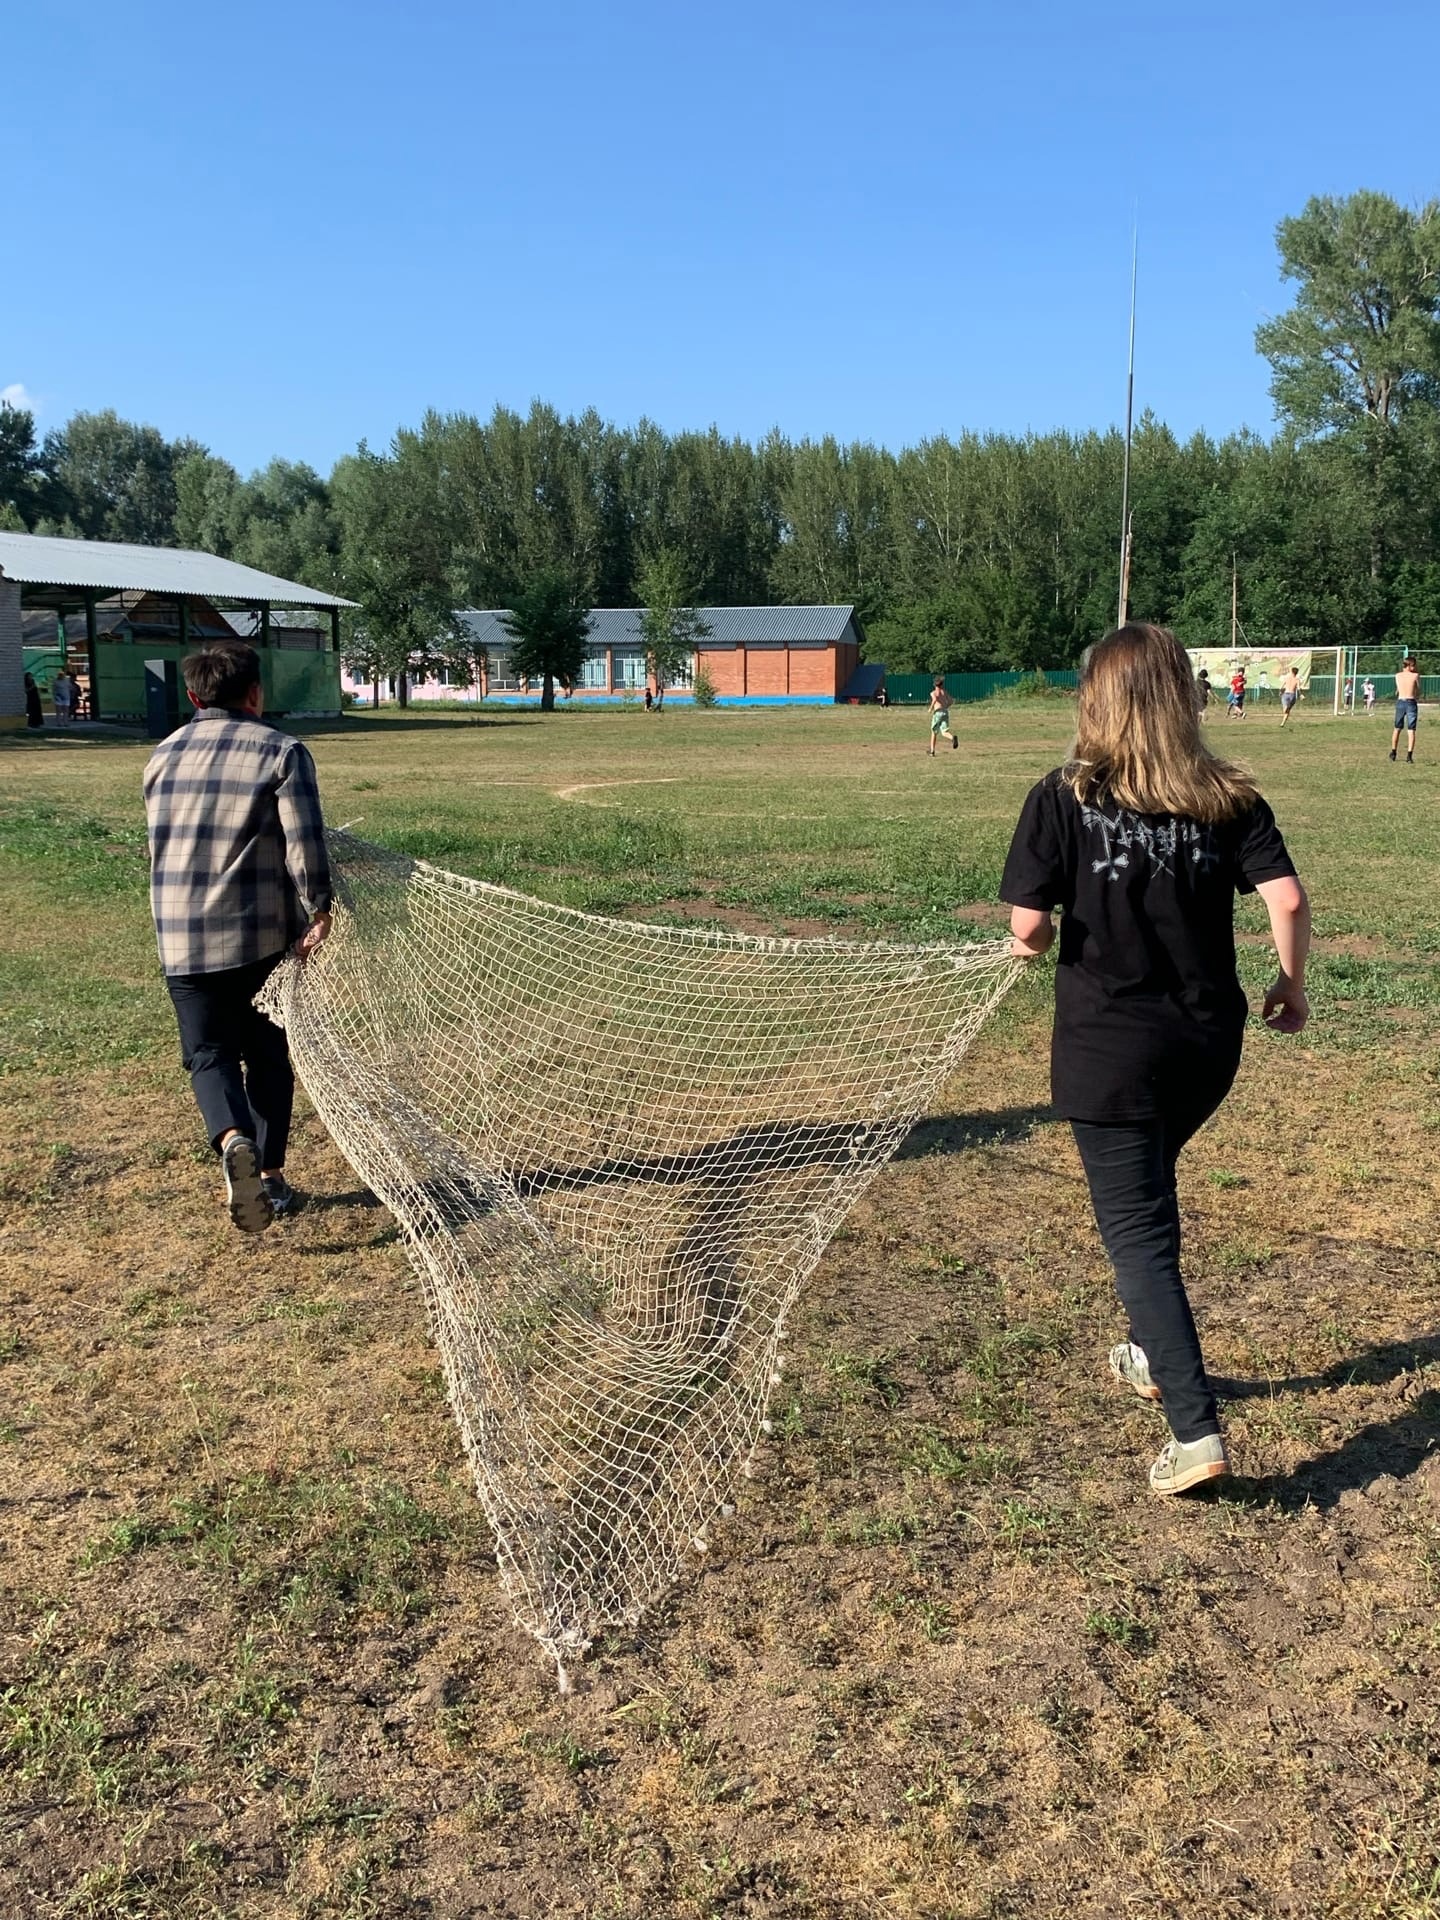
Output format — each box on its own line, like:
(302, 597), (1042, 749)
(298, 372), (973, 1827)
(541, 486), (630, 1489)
(166, 952), (294, 1171)
(1071, 1085), (1228, 1444)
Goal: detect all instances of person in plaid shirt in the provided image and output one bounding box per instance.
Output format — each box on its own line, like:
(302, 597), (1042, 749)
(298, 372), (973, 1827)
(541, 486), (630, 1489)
(143, 641), (333, 1232)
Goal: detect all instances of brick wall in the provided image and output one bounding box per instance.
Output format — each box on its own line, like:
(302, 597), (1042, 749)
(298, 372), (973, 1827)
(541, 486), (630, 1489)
(697, 647), (747, 695)
(790, 646), (843, 695)
(0, 577), (24, 727)
(695, 643), (843, 699)
(745, 650), (788, 696)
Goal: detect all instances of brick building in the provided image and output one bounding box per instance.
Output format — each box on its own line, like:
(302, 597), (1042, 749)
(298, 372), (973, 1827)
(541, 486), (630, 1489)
(343, 605), (868, 706)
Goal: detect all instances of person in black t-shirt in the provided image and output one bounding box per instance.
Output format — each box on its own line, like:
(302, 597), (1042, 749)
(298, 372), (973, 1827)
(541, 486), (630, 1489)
(1000, 623), (1310, 1497)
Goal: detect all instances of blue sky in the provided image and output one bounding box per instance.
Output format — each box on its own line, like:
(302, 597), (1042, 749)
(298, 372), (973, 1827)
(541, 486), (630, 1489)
(9, 0), (1438, 474)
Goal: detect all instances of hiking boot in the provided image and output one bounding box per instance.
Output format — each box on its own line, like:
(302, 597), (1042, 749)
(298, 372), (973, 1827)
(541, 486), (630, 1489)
(262, 1174), (299, 1219)
(1149, 1433), (1228, 1495)
(1389, 748), (1397, 761)
(1109, 1341), (1163, 1403)
(222, 1135), (272, 1234)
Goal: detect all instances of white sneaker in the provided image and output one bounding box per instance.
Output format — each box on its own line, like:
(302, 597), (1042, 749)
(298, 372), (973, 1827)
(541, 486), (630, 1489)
(1109, 1341), (1162, 1403)
(1149, 1433), (1228, 1495)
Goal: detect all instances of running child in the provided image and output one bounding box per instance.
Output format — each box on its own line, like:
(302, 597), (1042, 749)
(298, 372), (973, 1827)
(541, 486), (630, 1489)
(1228, 666), (1246, 717)
(927, 678), (957, 755)
(1000, 624), (1310, 1495)
(1279, 664), (1301, 727)
(1363, 677), (1376, 714)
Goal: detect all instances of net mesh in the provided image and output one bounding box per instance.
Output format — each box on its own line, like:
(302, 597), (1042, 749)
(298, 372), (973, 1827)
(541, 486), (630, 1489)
(262, 832), (1022, 1669)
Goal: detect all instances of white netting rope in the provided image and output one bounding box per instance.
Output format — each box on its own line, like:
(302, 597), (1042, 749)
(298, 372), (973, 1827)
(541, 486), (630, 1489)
(262, 832), (1022, 1669)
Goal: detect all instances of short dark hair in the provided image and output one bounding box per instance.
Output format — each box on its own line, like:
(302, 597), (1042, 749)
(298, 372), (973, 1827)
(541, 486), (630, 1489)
(183, 641), (261, 708)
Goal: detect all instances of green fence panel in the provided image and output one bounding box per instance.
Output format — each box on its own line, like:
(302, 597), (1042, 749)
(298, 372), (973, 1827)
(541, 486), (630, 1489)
(22, 647), (65, 693)
(883, 670), (1079, 706)
(266, 649), (342, 716)
(93, 641), (340, 721)
(94, 645), (152, 719)
(883, 667), (1438, 714)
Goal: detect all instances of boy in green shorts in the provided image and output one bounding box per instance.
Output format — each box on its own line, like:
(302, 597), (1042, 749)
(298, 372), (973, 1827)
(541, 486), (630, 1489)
(928, 678), (957, 755)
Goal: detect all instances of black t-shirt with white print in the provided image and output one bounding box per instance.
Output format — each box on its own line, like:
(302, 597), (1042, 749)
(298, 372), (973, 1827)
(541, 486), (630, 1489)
(1000, 771), (1297, 1124)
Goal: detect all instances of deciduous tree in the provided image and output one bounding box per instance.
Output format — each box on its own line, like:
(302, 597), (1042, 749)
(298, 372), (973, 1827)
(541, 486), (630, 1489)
(501, 570), (592, 711)
(0, 402), (44, 529)
(636, 548), (710, 708)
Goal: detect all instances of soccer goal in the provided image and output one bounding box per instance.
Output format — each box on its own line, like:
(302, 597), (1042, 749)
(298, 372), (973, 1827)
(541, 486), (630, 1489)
(1186, 645), (1347, 715)
(1335, 646), (1440, 717)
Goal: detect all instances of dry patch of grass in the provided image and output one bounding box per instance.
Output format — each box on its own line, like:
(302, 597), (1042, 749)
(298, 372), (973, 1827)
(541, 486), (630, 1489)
(2, 708), (1439, 1916)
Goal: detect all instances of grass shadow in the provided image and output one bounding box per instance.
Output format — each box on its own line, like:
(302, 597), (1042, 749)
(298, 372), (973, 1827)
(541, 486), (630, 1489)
(1, 726), (150, 751)
(1212, 1332), (1440, 1399)
(292, 714), (542, 737)
(300, 1186), (384, 1213)
(1225, 1386), (1440, 1512)
(895, 1104), (1054, 1158)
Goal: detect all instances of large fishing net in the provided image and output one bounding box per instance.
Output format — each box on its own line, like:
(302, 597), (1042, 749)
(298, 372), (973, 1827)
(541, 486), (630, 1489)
(263, 833), (1021, 1678)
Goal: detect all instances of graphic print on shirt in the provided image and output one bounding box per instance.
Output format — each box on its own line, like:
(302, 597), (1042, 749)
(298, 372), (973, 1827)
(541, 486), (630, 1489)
(1079, 806), (1218, 882)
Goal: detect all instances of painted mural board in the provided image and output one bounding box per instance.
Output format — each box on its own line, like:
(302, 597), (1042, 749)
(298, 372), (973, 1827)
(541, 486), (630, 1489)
(1187, 647), (1316, 689)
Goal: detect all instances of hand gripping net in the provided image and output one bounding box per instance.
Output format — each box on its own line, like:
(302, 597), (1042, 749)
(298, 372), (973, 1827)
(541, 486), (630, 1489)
(263, 833), (1021, 1676)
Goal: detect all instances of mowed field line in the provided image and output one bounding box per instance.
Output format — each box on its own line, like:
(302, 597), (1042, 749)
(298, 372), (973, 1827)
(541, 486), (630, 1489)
(0, 701), (1438, 1919)
(553, 776), (681, 802)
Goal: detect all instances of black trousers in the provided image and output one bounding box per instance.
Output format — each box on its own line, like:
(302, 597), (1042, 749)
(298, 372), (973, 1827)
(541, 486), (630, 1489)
(1071, 1082), (1230, 1444)
(166, 952), (294, 1171)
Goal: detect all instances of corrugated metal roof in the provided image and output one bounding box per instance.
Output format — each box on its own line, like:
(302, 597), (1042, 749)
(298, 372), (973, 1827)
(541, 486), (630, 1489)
(700, 605), (858, 644)
(458, 604), (859, 650)
(0, 531), (355, 609)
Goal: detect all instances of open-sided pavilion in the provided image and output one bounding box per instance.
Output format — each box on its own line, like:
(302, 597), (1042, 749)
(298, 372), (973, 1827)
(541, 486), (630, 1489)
(0, 531), (355, 726)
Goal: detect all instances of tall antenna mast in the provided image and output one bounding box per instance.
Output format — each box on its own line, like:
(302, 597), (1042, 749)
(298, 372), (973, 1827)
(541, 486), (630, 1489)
(1117, 221), (1138, 628)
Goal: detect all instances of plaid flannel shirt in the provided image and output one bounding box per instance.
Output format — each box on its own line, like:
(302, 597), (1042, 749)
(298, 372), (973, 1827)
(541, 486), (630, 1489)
(143, 707), (333, 977)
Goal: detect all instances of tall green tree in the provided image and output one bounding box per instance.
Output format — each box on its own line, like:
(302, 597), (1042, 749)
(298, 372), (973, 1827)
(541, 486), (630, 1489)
(770, 437), (895, 617)
(332, 443), (459, 705)
(636, 548), (710, 708)
(0, 403), (44, 528)
(1256, 192), (1440, 584)
(1256, 192), (1440, 435)
(500, 570), (592, 711)
(233, 458), (340, 584)
(173, 451), (242, 553)
(40, 410), (190, 545)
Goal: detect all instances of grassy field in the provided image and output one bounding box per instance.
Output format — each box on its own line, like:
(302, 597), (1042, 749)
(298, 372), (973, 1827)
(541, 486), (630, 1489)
(1, 700), (1438, 1919)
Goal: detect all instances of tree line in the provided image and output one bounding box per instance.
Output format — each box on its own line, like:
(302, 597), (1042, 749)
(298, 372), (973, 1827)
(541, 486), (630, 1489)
(3, 190), (1438, 683)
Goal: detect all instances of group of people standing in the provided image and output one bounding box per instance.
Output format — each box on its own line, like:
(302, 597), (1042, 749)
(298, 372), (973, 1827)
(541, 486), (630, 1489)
(22, 667), (83, 728)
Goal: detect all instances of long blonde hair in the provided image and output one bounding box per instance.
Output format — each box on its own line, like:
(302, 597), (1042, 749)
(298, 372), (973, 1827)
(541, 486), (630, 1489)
(1065, 624), (1257, 823)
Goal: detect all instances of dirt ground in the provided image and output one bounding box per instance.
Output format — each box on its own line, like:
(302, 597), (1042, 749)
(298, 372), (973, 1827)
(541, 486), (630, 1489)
(2, 709), (1439, 1917)
(5, 1037), (1439, 1917)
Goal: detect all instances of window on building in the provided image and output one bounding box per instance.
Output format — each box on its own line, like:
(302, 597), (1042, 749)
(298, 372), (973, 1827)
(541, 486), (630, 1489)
(487, 649), (521, 691)
(614, 648), (648, 689)
(579, 651), (608, 690)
